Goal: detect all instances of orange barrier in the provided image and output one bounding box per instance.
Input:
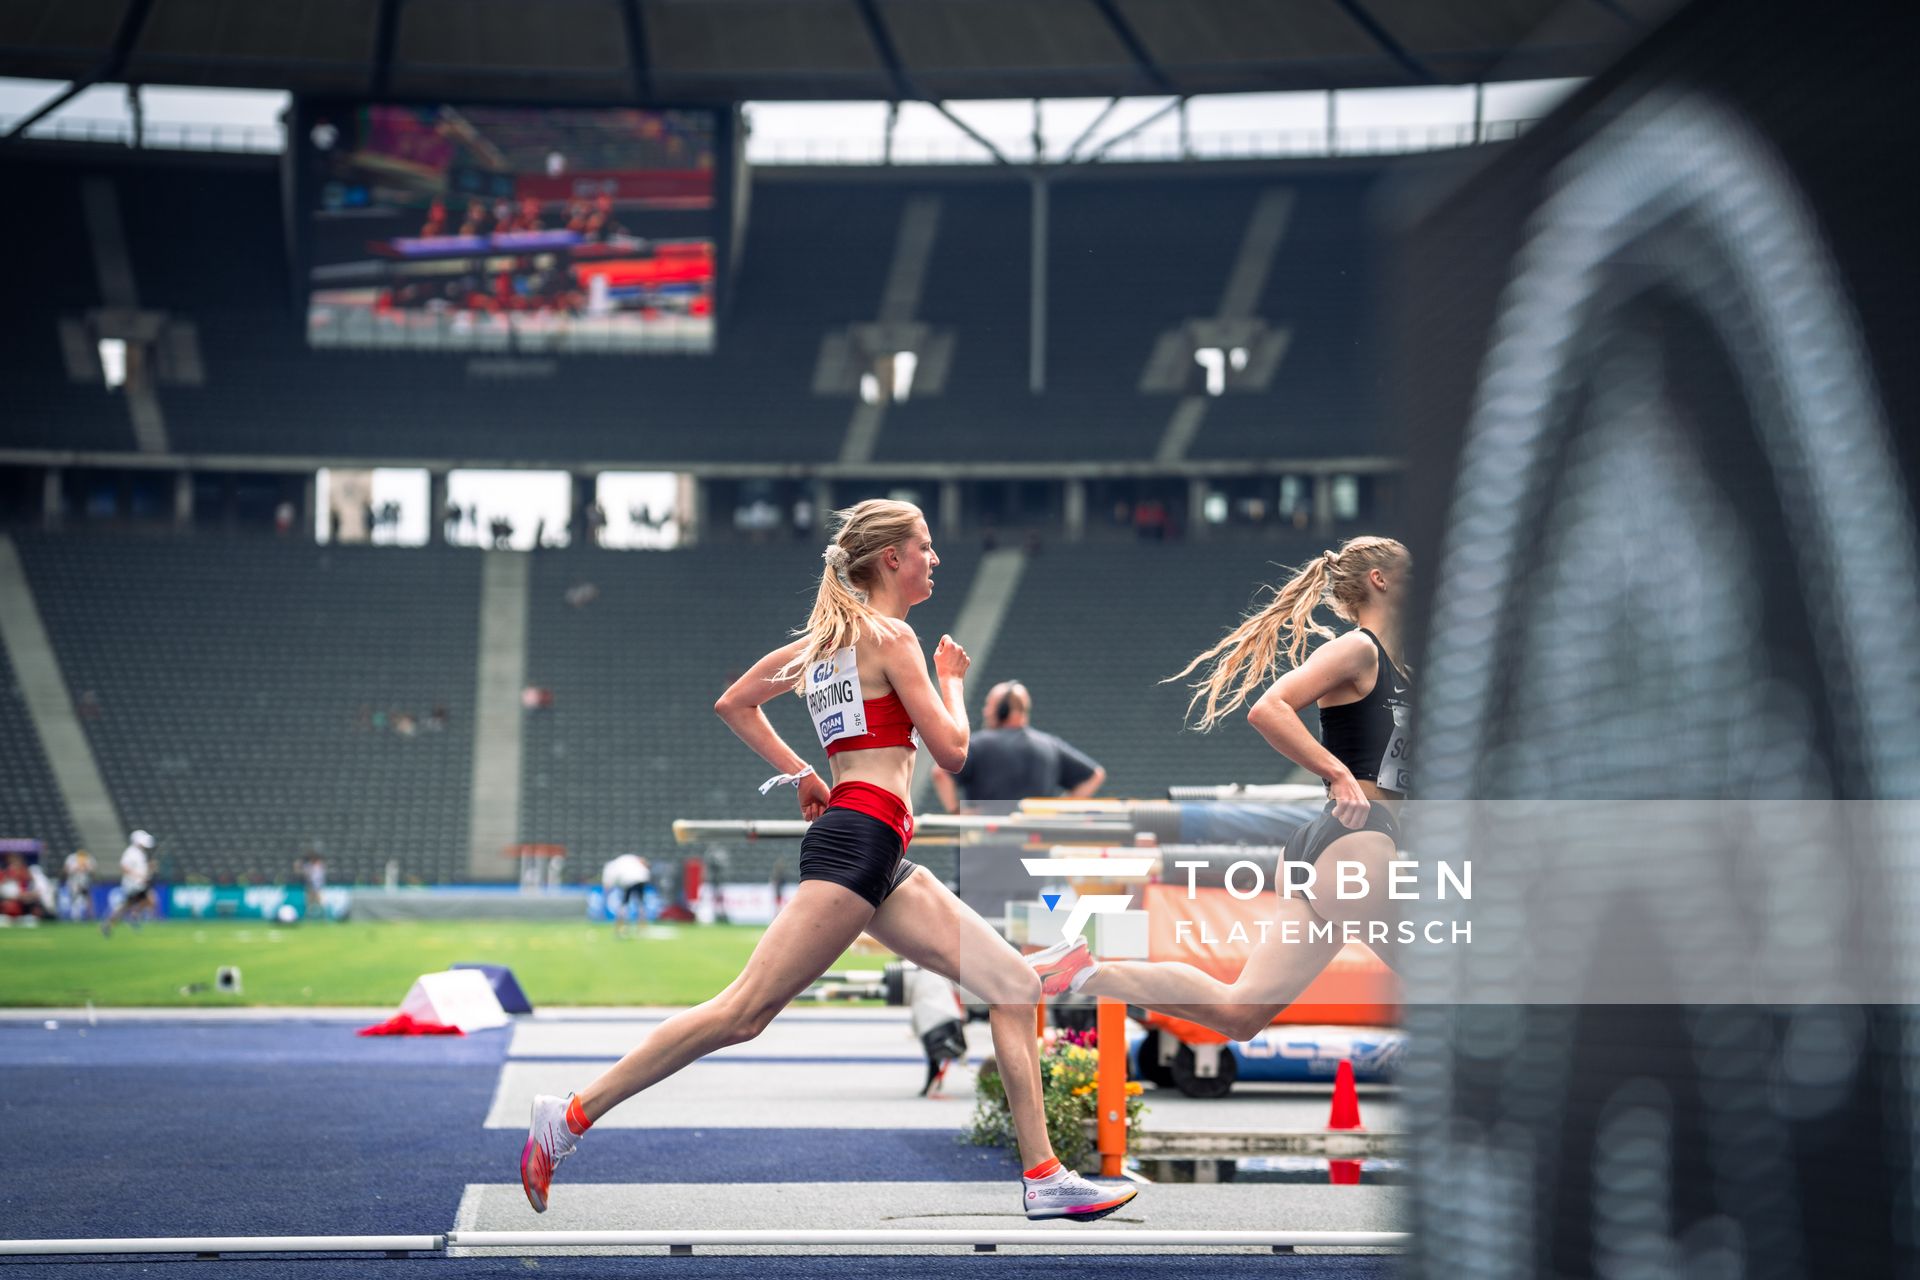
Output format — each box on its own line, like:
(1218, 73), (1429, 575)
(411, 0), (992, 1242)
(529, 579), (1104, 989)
(1095, 998), (1128, 1176)
(1142, 882), (1399, 1037)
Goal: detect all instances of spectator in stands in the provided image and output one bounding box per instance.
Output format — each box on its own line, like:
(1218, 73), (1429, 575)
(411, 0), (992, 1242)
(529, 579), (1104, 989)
(274, 501), (295, 536)
(428, 705), (449, 732)
(101, 830), (156, 937)
(62, 849), (94, 920)
(933, 681), (1105, 814)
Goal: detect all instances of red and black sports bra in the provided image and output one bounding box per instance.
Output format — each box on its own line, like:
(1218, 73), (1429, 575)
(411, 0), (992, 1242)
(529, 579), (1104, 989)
(824, 688), (918, 756)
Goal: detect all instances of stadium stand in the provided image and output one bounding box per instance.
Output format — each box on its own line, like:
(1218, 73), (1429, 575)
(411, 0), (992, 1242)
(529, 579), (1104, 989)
(3, 150), (1390, 466)
(0, 160), (137, 452)
(1188, 170), (1382, 461)
(1044, 175), (1263, 461)
(13, 532), (480, 885)
(871, 181), (1042, 462)
(110, 164), (900, 463)
(0, 642), (83, 860)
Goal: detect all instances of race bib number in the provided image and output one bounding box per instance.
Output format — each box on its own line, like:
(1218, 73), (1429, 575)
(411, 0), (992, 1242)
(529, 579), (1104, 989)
(805, 647), (868, 749)
(1378, 703), (1413, 794)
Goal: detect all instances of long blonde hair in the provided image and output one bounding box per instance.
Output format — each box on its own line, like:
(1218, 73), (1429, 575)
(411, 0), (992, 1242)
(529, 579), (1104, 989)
(775, 499), (926, 686)
(1168, 535), (1409, 730)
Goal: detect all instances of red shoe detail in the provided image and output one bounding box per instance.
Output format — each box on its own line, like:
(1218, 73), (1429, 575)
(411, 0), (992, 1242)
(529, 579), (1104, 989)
(1034, 939), (1094, 997)
(520, 1135), (553, 1213)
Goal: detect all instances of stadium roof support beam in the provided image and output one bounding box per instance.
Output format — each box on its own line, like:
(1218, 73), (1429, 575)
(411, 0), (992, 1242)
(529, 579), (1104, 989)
(853, 0), (917, 101)
(1061, 96), (1121, 164)
(1086, 0), (1175, 95)
(1, 0), (158, 143)
(1083, 95), (1188, 164)
(930, 101), (1012, 165)
(371, 0), (402, 99)
(619, 0), (655, 103)
(1329, 0), (1437, 84)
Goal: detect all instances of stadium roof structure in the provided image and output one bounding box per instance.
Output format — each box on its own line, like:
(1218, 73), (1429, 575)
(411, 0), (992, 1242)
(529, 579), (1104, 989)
(2, 0), (1670, 107)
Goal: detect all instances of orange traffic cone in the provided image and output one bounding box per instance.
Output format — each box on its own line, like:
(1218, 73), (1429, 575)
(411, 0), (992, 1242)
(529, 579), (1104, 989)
(1328, 1159), (1363, 1185)
(1327, 1057), (1363, 1130)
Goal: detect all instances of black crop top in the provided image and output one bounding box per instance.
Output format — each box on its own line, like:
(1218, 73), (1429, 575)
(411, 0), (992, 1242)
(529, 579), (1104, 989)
(1316, 628), (1412, 794)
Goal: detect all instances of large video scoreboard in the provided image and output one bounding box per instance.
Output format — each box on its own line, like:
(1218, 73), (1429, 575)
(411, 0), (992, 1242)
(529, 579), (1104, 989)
(294, 101), (726, 354)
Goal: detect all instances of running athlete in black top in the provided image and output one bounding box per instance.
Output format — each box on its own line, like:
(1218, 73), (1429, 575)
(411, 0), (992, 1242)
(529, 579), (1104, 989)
(1029, 537), (1415, 1041)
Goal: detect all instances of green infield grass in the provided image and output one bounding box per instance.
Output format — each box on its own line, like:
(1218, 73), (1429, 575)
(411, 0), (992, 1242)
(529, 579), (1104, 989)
(0, 919), (894, 1008)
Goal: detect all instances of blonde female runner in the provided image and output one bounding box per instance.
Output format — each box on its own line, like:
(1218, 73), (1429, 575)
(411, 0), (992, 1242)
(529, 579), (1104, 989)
(1030, 536), (1414, 1040)
(521, 499), (1138, 1223)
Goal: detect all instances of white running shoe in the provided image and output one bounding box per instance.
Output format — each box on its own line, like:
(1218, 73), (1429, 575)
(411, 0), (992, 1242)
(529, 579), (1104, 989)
(1027, 935), (1099, 997)
(1023, 1165), (1140, 1222)
(519, 1093), (582, 1213)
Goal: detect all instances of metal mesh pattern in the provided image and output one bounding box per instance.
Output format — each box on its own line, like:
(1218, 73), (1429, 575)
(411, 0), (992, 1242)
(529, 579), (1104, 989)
(1393, 0), (1920, 1271)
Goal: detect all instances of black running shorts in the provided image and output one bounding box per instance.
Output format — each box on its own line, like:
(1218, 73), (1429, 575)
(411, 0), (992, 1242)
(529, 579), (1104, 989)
(799, 807), (919, 909)
(1283, 799), (1401, 868)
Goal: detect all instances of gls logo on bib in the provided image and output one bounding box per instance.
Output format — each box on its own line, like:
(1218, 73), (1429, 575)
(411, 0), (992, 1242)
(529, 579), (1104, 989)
(806, 648), (868, 748)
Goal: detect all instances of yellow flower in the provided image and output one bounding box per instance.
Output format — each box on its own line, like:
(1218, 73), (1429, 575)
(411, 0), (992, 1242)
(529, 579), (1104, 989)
(1125, 1081), (1144, 1095)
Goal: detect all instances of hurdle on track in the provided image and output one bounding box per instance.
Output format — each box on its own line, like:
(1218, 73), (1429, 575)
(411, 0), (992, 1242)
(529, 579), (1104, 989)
(0, 1236), (444, 1257)
(672, 814), (1135, 843)
(0, 1229), (1408, 1258)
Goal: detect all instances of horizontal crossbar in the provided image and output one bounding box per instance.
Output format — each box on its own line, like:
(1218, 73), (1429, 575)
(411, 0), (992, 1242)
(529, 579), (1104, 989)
(672, 816), (1135, 843)
(0, 1228), (1409, 1258)
(0, 1236), (443, 1257)
(448, 1229), (1408, 1249)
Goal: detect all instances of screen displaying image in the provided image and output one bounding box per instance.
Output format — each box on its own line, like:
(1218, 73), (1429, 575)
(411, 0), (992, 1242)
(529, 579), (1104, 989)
(302, 103), (718, 353)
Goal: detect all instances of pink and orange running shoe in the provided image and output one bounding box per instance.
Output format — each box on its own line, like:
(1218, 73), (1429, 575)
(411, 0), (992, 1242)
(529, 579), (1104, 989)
(1022, 1157), (1140, 1221)
(1028, 935), (1099, 998)
(520, 1093), (584, 1213)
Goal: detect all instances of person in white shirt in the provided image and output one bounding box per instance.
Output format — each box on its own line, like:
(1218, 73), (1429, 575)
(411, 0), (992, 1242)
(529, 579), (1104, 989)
(600, 854), (652, 938)
(101, 830), (155, 937)
(61, 850), (95, 921)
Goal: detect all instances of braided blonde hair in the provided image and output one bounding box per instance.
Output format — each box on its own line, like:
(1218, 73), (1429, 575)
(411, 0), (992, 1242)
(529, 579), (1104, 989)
(1168, 536), (1409, 730)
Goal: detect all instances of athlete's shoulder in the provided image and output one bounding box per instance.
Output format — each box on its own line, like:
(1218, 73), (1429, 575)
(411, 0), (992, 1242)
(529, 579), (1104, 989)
(1314, 629), (1381, 675)
(870, 616), (919, 646)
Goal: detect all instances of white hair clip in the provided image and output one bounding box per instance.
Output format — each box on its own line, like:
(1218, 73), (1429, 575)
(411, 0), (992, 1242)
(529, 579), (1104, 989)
(823, 543), (867, 603)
